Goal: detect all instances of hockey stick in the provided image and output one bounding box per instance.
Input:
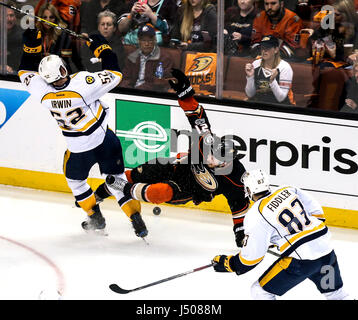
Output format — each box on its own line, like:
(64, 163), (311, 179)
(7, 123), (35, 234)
(268, 248), (281, 258)
(110, 250), (280, 294)
(0, 1), (92, 42)
(109, 262), (216, 294)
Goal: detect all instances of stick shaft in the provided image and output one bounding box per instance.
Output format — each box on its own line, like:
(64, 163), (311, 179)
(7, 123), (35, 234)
(110, 262), (215, 294)
(132, 263), (214, 292)
(0, 1), (91, 41)
(268, 248), (281, 258)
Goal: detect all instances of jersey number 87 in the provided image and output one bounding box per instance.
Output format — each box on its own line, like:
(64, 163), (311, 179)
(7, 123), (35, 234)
(278, 198), (311, 235)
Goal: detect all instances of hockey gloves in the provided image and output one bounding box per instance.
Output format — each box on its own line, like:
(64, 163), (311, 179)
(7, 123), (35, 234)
(87, 34), (112, 58)
(169, 68), (195, 100)
(233, 224), (245, 248)
(23, 28), (42, 54)
(212, 255), (235, 272)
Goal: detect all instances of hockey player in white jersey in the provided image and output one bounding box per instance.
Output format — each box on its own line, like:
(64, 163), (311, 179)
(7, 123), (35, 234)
(212, 169), (350, 300)
(18, 28), (148, 238)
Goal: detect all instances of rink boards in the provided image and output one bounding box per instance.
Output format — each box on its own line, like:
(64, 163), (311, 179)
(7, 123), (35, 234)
(0, 79), (358, 229)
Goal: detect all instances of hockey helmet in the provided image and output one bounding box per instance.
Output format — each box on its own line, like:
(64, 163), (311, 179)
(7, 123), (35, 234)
(38, 55), (68, 83)
(241, 169), (271, 200)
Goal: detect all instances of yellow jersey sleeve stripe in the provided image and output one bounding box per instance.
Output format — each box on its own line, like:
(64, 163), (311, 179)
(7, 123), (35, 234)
(239, 253), (265, 266)
(279, 222), (326, 252)
(18, 70), (34, 77)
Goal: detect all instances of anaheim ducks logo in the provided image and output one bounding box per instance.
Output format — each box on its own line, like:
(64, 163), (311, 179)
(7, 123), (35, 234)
(191, 163), (218, 192)
(189, 56), (213, 72)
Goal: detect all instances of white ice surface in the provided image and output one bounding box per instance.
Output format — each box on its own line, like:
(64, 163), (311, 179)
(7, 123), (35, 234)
(0, 184), (357, 300)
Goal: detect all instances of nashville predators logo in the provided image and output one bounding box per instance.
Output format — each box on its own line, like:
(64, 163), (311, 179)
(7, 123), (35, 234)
(85, 76), (95, 84)
(189, 56), (213, 72)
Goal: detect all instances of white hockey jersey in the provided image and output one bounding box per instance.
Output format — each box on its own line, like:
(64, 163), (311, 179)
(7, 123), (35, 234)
(18, 69), (122, 153)
(239, 186), (333, 266)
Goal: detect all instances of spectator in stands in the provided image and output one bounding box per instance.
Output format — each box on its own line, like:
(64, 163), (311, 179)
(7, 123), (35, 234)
(170, 0), (217, 52)
(36, 3), (83, 73)
(304, 0), (358, 109)
(340, 62), (358, 113)
(224, 0), (257, 56)
(117, 0), (178, 46)
(120, 24), (173, 91)
(80, 10), (126, 71)
(308, 0), (358, 69)
(245, 35), (295, 105)
(251, 0), (303, 60)
(35, 0), (82, 33)
(6, 2), (22, 74)
(80, 0), (127, 36)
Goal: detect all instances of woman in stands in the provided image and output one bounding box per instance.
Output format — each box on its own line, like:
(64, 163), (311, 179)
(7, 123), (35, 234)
(170, 0), (217, 52)
(36, 3), (83, 73)
(245, 35), (295, 105)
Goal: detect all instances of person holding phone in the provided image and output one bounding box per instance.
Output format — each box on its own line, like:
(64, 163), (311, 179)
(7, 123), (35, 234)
(117, 0), (178, 46)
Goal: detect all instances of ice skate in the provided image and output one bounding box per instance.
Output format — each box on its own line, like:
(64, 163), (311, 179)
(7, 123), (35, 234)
(81, 205), (107, 236)
(130, 212), (148, 238)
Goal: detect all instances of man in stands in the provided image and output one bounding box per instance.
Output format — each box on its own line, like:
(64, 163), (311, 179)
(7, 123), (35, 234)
(250, 0), (303, 60)
(120, 24), (173, 91)
(6, 2), (23, 74)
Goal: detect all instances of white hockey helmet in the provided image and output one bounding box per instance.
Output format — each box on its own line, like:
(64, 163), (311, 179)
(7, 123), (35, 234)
(241, 169), (271, 200)
(38, 55), (68, 83)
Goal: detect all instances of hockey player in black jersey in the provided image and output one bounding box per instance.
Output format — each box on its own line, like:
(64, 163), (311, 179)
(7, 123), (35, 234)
(97, 69), (250, 247)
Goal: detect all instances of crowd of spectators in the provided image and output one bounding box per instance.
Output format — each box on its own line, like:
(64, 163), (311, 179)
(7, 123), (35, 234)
(3, 0), (358, 112)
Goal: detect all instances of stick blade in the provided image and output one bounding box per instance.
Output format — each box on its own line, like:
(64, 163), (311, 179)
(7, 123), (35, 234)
(109, 284), (131, 294)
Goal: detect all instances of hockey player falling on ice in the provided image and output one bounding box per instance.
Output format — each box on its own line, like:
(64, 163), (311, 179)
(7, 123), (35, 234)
(212, 169), (351, 300)
(104, 69), (250, 247)
(18, 28), (148, 238)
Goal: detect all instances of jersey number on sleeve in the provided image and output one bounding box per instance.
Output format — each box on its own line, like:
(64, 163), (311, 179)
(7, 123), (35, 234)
(98, 72), (113, 84)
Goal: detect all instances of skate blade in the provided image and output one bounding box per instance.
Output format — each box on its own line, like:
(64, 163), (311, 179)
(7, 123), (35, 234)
(141, 237), (149, 245)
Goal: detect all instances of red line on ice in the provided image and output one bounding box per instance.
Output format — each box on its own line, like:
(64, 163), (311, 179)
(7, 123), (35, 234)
(0, 235), (65, 295)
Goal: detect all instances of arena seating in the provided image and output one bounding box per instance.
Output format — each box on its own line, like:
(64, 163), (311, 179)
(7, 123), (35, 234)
(123, 45), (350, 111)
